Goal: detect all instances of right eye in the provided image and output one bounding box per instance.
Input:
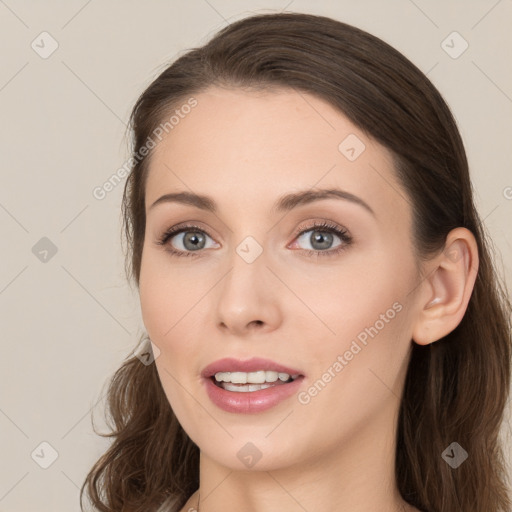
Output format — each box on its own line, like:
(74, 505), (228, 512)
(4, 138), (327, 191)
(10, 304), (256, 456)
(157, 224), (219, 257)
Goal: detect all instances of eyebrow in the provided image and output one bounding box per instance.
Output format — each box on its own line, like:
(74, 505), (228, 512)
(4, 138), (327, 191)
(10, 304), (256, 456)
(149, 188), (375, 217)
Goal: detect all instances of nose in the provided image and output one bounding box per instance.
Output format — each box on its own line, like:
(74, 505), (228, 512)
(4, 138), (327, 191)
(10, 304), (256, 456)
(214, 247), (283, 337)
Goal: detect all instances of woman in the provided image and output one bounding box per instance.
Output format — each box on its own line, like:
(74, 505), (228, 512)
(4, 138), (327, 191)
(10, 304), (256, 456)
(81, 12), (512, 512)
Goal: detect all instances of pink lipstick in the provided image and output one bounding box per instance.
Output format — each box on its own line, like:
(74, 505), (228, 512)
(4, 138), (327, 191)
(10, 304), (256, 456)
(201, 357), (305, 414)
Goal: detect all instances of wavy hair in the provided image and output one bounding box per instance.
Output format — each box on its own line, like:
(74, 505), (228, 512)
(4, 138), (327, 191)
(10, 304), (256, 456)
(80, 12), (512, 512)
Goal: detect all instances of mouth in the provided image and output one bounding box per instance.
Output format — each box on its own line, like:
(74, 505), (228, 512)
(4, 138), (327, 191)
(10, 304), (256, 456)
(203, 373), (305, 414)
(200, 357), (305, 413)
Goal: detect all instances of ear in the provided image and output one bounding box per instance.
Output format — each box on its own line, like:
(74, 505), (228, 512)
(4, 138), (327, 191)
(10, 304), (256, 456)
(411, 227), (479, 345)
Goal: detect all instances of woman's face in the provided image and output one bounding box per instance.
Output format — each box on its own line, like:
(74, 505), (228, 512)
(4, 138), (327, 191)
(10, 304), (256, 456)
(139, 86), (424, 471)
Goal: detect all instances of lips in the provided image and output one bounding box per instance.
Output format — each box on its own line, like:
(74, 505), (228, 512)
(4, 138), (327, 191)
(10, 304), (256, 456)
(201, 357), (304, 378)
(202, 369), (305, 414)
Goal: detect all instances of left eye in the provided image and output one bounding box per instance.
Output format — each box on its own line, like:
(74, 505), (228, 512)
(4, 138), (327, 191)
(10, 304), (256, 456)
(288, 221), (352, 257)
(297, 228), (341, 251)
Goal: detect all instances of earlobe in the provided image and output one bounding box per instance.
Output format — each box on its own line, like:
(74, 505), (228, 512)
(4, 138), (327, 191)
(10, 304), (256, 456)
(412, 227), (479, 346)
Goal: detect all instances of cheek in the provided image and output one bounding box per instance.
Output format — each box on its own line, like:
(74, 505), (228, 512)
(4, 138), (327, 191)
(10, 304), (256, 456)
(139, 249), (215, 369)
(139, 248), (193, 338)
(294, 253), (413, 366)
(294, 276), (413, 429)
(139, 273), (170, 341)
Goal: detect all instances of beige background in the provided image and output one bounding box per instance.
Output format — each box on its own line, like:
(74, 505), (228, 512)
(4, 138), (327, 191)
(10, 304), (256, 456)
(0, 1), (511, 510)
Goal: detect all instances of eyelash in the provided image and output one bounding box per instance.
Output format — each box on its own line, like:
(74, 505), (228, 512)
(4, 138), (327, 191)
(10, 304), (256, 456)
(156, 220), (353, 259)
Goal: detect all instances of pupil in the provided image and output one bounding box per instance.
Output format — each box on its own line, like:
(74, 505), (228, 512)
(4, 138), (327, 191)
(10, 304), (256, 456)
(311, 231), (333, 250)
(184, 232), (205, 251)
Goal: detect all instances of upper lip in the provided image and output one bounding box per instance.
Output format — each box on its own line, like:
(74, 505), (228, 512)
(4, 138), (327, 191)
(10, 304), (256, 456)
(201, 357), (305, 378)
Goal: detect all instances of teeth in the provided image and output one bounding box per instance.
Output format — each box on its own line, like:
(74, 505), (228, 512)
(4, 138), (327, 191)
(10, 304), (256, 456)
(222, 382), (276, 392)
(214, 370), (299, 384)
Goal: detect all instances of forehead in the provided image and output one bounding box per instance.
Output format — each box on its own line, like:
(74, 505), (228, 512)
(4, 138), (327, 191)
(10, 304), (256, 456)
(145, 86), (410, 227)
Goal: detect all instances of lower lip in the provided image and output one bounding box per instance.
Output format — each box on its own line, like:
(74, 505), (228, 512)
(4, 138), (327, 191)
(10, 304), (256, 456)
(203, 376), (304, 414)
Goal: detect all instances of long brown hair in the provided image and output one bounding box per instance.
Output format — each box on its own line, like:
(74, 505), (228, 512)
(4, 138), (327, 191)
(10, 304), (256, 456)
(80, 12), (512, 512)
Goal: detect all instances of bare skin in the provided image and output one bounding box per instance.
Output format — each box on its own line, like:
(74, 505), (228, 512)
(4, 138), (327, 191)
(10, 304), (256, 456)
(139, 86), (478, 512)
